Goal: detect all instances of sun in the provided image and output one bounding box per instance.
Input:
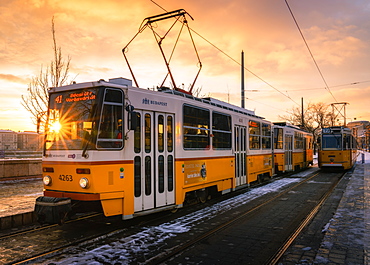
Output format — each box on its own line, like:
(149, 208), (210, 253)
(50, 121), (62, 133)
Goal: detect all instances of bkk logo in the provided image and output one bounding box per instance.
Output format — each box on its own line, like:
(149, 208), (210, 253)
(142, 98), (168, 106)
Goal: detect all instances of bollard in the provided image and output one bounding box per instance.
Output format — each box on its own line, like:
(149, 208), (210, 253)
(362, 153), (365, 164)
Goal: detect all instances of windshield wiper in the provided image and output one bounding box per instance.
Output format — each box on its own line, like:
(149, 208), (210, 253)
(82, 105), (98, 158)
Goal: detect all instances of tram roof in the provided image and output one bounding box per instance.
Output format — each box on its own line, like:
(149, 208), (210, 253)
(49, 77), (264, 120)
(159, 88), (264, 120)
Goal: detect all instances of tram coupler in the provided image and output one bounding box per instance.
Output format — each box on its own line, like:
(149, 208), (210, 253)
(35, 196), (72, 225)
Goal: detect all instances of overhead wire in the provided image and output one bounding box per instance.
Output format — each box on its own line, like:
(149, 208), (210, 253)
(246, 79), (370, 92)
(284, 0), (338, 103)
(150, 0), (301, 107)
(245, 97), (288, 113)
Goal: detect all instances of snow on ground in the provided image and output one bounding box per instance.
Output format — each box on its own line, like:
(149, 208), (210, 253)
(314, 151), (370, 264)
(49, 171), (316, 265)
(357, 150), (370, 163)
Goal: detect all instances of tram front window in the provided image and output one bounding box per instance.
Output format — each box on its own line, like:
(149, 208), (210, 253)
(46, 88), (100, 150)
(322, 135), (342, 150)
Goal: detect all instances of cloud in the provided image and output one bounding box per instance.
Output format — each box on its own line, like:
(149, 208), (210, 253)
(0, 74), (28, 84)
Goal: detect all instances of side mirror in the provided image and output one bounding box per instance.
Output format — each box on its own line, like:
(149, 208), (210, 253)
(126, 105), (137, 131)
(129, 111), (138, 131)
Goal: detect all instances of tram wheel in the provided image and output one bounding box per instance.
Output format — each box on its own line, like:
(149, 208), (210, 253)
(197, 189), (208, 203)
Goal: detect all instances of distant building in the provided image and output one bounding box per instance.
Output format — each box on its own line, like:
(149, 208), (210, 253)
(0, 130), (42, 151)
(17, 131), (43, 150)
(347, 121), (370, 150)
(0, 130), (17, 150)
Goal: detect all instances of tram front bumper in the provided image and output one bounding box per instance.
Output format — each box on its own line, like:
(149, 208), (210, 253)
(35, 196), (72, 224)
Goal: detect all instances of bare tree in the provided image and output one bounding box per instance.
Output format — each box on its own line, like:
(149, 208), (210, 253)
(21, 16), (71, 132)
(279, 102), (334, 136)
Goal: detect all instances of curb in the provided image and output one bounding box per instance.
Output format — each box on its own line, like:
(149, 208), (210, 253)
(0, 211), (37, 230)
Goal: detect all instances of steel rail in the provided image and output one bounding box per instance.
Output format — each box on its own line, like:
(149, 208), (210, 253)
(0, 212), (102, 242)
(145, 171), (322, 264)
(267, 171), (347, 265)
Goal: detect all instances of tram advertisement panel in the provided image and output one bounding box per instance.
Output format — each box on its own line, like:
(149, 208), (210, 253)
(184, 160), (207, 185)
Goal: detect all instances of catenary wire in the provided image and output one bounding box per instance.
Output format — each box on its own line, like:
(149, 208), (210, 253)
(150, 0), (301, 107)
(284, 0), (338, 103)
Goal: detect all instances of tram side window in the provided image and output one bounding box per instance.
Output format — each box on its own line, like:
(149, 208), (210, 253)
(274, 128), (283, 149)
(134, 156), (141, 197)
(183, 104), (210, 149)
(134, 113), (141, 153)
(249, 120), (260, 149)
(343, 134), (353, 150)
(262, 123), (271, 149)
(212, 112), (231, 149)
(97, 88), (123, 149)
(294, 132), (303, 149)
(167, 116), (173, 152)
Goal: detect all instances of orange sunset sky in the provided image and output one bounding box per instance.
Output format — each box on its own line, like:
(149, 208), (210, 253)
(1, 0), (369, 132)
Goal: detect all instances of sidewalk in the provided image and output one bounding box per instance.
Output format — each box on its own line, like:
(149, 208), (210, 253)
(313, 152), (370, 264)
(0, 177), (42, 218)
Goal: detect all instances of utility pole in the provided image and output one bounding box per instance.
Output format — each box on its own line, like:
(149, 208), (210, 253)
(301, 97), (304, 129)
(241, 50), (245, 109)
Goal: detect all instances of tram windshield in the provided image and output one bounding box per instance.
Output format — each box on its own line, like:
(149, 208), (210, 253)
(321, 134), (342, 150)
(45, 88), (100, 150)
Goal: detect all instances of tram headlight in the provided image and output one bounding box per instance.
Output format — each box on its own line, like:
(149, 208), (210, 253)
(43, 175), (52, 186)
(79, 177), (89, 189)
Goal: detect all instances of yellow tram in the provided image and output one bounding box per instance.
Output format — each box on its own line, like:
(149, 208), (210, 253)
(318, 126), (358, 170)
(35, 78), (278, 223)
(273, 123), (313, 173)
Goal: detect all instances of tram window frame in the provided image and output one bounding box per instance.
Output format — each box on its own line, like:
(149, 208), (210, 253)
(167, 116), (173, 152)
(133, 112), (141, 153)
(274, 128), (283, 149)
(321, 134), (342, 150)
(294, 132), (304, 149)
(168, 155), (174, 192)
(261, 123), (271, 149)
(183, 104), (210, 150)
(249, 120), (261, 150)
(96, 88), (124, 150)
(145, 114), (151, 153)
(134, 156), (141, 197)
(212, 111), (232, 149)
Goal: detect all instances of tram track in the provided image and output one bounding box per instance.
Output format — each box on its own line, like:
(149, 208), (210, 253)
(0, 212), (102, 241)
(1, 168), (345, 265)
(0, 206), (177, 265)
(267, 170), (348, 265)
(145, 170), (346, 264)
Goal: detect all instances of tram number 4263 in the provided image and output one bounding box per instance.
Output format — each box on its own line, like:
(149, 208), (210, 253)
(59, 175), (73, 181)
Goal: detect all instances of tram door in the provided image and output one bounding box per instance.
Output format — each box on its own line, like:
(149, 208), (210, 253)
(133, 111), (175, 212)
(234, 125), (247, 187)
(285, 135), (293, 171)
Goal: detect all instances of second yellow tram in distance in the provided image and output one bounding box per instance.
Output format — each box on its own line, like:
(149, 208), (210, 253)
(318, 126), (358, 170)
(273, 122), (313, 173)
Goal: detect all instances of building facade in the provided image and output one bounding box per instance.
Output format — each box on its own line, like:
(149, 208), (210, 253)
(0, 130), (17, 150)
(0, 130), (42, 151)
(347, 121), (370, 151)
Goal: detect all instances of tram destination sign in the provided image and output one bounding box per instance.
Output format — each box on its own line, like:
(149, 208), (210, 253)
(322, 128), (332, 133)
(55, 91), (97, 104)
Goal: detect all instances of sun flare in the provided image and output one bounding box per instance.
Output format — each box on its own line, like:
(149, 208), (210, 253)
(50, 121), (62, 133)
